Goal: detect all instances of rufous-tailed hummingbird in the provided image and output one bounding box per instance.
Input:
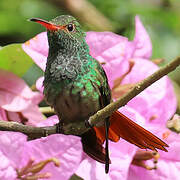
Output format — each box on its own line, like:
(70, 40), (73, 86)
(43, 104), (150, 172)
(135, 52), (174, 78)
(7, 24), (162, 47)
(30, 15), (168, 173)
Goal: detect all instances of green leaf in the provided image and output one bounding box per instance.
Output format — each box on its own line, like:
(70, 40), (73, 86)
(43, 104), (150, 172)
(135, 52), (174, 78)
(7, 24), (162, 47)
(69, 174), (84, 180)
(0, 43), (33, 76)
(22, 64), (44, 86)
(172, 81), (180, 114)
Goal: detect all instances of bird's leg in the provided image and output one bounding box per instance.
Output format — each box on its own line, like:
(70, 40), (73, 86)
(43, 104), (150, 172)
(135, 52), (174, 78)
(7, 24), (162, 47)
(56, 122), (64, 134)
(56, 120), (92, 135)
(85, 119), (94, 129)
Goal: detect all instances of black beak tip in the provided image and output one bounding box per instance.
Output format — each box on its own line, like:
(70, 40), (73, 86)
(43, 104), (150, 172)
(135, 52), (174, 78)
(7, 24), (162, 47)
(28, 18), (38, 22)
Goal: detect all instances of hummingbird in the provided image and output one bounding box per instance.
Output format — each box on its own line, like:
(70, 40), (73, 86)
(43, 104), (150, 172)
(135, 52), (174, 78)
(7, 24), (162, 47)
(30, 15), (168, 173)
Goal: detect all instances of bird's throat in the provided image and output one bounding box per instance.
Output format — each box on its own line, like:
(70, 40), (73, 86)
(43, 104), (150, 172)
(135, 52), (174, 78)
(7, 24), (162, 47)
(45, 39), (92, 84)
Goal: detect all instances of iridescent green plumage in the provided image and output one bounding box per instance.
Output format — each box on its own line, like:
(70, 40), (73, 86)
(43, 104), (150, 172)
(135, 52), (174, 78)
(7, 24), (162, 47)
(42, 15), (111, 134)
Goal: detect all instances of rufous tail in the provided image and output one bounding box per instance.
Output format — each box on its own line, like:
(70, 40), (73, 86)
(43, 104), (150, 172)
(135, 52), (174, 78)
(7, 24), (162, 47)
(94, 111), (169, 152)
(81, 111), (168, 165)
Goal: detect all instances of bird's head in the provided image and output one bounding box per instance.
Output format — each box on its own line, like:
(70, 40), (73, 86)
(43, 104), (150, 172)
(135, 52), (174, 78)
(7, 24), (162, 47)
(30, 15), (86, 51)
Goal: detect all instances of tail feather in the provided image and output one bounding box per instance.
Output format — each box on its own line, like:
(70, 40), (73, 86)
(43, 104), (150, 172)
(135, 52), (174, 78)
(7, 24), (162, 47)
(123, 118), (168, 151)
(94, 125), (119, 144)
(81, 129), (107, 164)
(82, 110), (168, 165)
(117, 112), (168, 147)
(94, 111), (168, 152)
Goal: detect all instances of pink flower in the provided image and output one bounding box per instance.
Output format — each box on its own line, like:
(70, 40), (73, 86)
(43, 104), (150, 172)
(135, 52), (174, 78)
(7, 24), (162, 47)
(22, 33), (48, 71)
(128, 125), (180, 180)
(0, 118), (83, 180)
(22, 15), (177, 180)
(36, 76), (44, 93)
(120, 58), (176, 124)
(0, 69), (44, 125)
(86, 16), (152, 88)
(133, 16), (152, 59)
(0, 132), (26, 179)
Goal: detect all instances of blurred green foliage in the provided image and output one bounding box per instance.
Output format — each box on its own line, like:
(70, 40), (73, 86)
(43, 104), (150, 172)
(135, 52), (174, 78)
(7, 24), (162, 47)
(0, 0), (179, 84)
(0, 0), (61, 43)
(0, 44), (33, 76)
(0, 0), (180, 60)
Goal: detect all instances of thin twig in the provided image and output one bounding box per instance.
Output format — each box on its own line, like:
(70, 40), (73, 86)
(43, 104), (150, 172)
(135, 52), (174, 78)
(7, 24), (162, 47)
(0, 121), (56, 139)
(0, 56), (179, 138)
(39, 107), (55, 114)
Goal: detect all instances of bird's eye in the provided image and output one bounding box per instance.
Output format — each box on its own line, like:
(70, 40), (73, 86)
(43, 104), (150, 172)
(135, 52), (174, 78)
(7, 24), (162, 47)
(66, 24), (74, 32)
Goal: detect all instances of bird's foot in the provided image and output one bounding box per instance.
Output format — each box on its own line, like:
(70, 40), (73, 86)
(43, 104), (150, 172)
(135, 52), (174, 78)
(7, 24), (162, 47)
(85, 119), (94, 129)
(56, 123), (64, 134)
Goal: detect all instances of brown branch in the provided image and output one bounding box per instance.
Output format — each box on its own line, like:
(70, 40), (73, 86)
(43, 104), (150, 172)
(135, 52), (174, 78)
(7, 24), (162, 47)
(0, 121), (56, 140)
(0, 56), (179, 138)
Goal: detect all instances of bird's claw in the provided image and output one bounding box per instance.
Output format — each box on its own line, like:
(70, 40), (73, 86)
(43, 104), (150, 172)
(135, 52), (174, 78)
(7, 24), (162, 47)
(85, 119), (93, 129)
(56, 123), (64, 133)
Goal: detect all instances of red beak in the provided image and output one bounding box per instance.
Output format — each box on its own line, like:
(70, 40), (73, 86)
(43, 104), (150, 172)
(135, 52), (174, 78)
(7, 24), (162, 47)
(29, 18), (64, 31)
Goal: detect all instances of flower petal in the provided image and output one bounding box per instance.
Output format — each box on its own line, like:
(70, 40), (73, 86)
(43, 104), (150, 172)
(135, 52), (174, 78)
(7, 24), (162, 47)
(0, 108), (7, 121)
(22, 32), (48, 71)
(21, 104), (45, 125)
(147, 125), (180, 161)
(0, 151), (17, 180)
(128, 125), (180, 180)
(128, 160), (180, 180)
(133, 16), (152, 59)
(0, 132), (27, 168)
(121, 58), (177, 124)
(22, 134), (83, 180)
(36, 76), (44, 94)
(86, 31), (135, 88)
(76, 157), (111, 180)
(37, 115), (58, 127)
(0, 69), (43, 112)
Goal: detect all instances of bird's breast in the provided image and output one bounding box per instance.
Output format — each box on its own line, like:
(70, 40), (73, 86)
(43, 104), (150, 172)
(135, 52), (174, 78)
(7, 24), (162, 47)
(53, 78), (102, 124)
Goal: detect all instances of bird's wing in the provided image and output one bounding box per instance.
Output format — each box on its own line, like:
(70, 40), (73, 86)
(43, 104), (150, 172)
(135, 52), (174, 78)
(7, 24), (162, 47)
(81, 59), (112, 167)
